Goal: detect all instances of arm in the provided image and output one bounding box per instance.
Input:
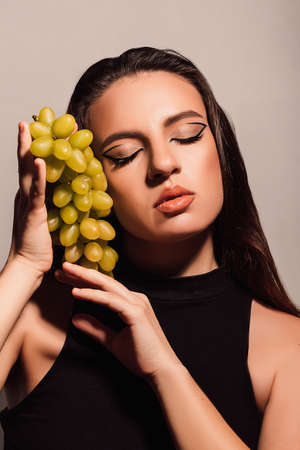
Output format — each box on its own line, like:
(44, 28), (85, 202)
(147, 364), (250, 450)
(0, 121), (54, 351)
(0, 258), (43, 351)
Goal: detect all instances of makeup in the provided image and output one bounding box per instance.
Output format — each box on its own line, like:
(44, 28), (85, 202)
(155, 194), (195, 213)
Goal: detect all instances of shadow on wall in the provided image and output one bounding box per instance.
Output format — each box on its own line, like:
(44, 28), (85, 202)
(0, 390), (6, 449)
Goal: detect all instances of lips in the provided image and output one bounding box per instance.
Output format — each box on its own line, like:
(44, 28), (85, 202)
(154, 184), (194, 208)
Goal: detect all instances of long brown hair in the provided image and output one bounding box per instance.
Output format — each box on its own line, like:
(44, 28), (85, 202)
(66, 46), (300, 317)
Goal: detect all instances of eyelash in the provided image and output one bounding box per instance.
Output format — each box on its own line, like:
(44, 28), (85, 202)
(104, 125), (206, 168)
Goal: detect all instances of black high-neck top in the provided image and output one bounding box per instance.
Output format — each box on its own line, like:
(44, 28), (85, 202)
(0, 259), (263, 449)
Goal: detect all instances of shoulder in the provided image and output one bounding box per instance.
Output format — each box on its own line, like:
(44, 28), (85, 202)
(248, 299), (300, 414)
(251, 300), (300, 446)
(251, 298), (300, 368)
(252, 298), (300, 340)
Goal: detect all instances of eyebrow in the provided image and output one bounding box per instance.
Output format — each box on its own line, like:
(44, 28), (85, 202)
(99, 110), (205, 152)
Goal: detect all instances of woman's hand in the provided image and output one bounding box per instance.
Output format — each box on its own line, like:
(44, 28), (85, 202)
(55, 261), (183, 382)
(6, 121), (53, 276)
(7, 120), (78, 278)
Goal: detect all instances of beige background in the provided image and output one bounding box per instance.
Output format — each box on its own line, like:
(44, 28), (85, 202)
(0, 0), (299, 445)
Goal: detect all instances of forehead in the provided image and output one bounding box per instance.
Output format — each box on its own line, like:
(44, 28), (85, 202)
(87, 71), (206, 137)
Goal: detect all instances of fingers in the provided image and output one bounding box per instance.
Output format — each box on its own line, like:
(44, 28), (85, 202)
(59, 261), (128, 296)
(17, 121), (33, 198)
(54, 268), (101, 289)
(72, 288), (135, 326)
(28, 157), (46, 211)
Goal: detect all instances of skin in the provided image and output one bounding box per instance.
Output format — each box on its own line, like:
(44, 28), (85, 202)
(87, 71), (224, 278)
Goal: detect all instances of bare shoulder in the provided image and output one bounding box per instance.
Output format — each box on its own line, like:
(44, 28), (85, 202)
(251, 301), (300, 446)
(251, 298), (300, 347)
(250, 298), (300, 380)
(248, 298), (300, 414)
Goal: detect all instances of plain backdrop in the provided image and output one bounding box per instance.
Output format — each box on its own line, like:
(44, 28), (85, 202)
(0, 0), (299, 445)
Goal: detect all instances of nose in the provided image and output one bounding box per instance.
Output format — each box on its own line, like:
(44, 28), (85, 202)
(147, 145), (180, 182)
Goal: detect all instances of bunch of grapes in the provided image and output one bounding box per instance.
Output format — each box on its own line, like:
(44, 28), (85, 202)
(29, 106), (118, 277)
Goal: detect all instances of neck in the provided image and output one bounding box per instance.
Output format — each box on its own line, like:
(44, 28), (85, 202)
(120, 225), (219, 278)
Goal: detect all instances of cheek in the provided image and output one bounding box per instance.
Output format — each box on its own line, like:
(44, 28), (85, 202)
(194, 143), (224, 214)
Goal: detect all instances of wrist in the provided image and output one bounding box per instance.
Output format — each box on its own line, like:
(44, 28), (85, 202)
(145, 362), (188, 390)
(2, 256), (45, 286)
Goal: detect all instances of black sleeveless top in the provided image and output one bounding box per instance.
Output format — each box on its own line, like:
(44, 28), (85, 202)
(0, 260), (263, 449)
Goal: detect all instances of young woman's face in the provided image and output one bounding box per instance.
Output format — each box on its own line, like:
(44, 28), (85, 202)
(87, 71), (224, 244)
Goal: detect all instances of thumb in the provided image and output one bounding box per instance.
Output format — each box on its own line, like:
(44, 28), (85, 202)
(28, 158), (46, 210)
(72, 314), (117, 350)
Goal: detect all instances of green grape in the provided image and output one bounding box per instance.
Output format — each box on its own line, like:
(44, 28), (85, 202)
(45, 155), (65, 183)
(83, 241), (103, 262)
(73, 191), (93, 211)
(98, 245), (117, 272)
(97, 219), (116, 241)
(47, 207), (62, 232)
(64, 241), (84, 263)
(71, 174), (92, 195)
(110, 246), (119, 263)
(80, 218), (99, 240)
(29, 105), (118, 274)
(53, 183), (73, 208)
(60, 203), (78, 224)
(30, 136), (53, 158)
(29, 121), (52, 139)
(59, 165), (77, 183)
(91, 190), (113, 210)
(94, 208), (111, 217)
(38, 106), (56, 126)
(65, 149), (87, 173)
(59, 223), (80, 247)
(53, 139), (72, 160)
(91, 172), (107, 191)
(78, 256), (98, 270)
(85, 157), (103, 176)
(83, 146), (94, 162)
(52, 114), (75, 139)
(68, 130), (93, 150)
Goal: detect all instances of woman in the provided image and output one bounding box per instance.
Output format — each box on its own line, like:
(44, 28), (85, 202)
(0, 47), (299, 450)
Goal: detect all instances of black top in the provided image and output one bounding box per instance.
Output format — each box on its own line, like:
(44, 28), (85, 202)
(0, 258), (263, 449)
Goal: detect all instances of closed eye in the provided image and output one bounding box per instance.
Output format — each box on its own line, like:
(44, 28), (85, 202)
(103, 149), (144, 167)
(171, 125), (206, 145)
(104, 124), (207, 167)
